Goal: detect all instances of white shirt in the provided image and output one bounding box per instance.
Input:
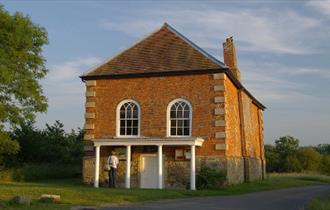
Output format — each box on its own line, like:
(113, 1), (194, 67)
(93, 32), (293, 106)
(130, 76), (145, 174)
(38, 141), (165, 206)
(109, 155), (119, 168)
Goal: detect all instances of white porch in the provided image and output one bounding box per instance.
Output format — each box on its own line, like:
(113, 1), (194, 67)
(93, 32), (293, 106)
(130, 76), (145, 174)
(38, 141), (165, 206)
(92, 137), (204, 190)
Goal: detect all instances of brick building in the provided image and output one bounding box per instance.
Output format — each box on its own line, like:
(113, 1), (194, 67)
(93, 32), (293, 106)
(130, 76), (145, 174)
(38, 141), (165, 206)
(80, 23), (266, 190)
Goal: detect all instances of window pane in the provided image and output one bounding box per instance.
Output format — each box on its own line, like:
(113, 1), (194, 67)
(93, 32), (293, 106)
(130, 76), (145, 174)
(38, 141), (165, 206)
(133, 109), (138, 118)
(126, 109), (132, 118)
(120, 120), (125, 127)
(184, 128), (190, 135)
(170, 128), (176, 136)
(126, 127), (132, 135)
(177, 120), (183, 127)
(120, 128), (125, 135)
(120, 109), (125, 118)
(170, 110), (176, 118)
(177, 127), (183, 135)
(184, 110), (189, 118)
(127, 120), (132, 127)
(177, 104), (183, 111)
(171, 105), (176, 111)
(177, 110), (183, 118)
(184, 120), (189, 127)
(132, 127), (138, 135)
(171, 120), (176, 127)
(133, 120), (138, 127)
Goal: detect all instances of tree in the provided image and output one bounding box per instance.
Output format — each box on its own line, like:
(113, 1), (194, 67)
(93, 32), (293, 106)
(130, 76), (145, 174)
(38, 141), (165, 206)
(275, 136), (299, 158)
(274, 136), (300, 172)
(320, 155), (330, 175)
(0, 5), (48, 158)
(315, 144), (330, 155)
(11, 120), (84, 165)
(286, 155), (302, 172)
(264, 144), (281, 172)
(297, 147), (321, 172)
(10, 121), (44, 163)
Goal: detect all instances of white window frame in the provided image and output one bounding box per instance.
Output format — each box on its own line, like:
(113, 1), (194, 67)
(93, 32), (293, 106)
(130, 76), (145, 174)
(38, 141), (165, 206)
(116, 99), (141, 137)
(166, 98), (192, 137)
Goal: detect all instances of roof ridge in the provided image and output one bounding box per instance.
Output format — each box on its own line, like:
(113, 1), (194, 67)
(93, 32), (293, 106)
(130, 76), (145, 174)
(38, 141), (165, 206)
(82, 23), (226, 76)
(163, 23), (226, 68)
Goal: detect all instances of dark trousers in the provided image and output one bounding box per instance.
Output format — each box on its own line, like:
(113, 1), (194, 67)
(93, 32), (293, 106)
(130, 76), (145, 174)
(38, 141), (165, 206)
(108, 167), (117, 188)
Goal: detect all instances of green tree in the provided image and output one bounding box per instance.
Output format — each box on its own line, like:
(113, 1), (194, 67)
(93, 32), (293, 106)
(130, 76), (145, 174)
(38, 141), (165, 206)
(297, 147), (321, 172)
(0, 5), (48, 159)
(11, 120), (84, 164)
(275, 136), (299, 157)
(274, 136), (300, 172)
(320, 155), (330, 175)
(286, 155), (302, 172)
(10, 121), (44, 163)
(264, 144), (281, 172)
(315, 144), (330, 155)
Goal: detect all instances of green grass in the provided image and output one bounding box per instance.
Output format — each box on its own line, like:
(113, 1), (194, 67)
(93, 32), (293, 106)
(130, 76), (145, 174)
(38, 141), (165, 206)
(0, 173), (329, 210)
(308, 196), (330, 210)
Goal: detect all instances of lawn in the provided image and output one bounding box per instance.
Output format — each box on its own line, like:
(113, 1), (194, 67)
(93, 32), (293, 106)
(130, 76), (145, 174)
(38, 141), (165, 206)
(1, 173), (329, 210)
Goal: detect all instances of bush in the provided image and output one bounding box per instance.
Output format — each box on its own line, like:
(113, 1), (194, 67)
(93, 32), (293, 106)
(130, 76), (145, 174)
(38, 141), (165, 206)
(0, 163), (81, 182)
(196, 166), (226, 189)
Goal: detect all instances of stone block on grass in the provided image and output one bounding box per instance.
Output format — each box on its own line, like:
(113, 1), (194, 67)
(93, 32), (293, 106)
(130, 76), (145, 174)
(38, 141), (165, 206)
(70, 206), (98, 210)
(40, 194), (61, 203)
(12, 195), (32, 205)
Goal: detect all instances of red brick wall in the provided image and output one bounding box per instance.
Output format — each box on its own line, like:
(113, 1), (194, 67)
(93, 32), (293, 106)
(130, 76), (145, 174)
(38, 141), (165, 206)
(224, 78), (242, 157)
(84, 73), (264, 160)
(241, 92), (263, 159)
(85, 74), (225, 156)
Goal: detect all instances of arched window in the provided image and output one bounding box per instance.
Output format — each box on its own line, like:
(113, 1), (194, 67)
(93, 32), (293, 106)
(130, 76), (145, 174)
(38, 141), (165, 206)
(167, 99), (192, 137)
(116, 100), (140, 137)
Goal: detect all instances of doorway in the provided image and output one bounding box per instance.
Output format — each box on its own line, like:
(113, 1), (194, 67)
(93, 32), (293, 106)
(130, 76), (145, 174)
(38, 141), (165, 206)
(140, 154), (165, 188)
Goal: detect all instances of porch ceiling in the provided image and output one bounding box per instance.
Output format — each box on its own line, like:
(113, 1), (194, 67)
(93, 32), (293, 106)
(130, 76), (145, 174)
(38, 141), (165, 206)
(92, 137), (204, 147)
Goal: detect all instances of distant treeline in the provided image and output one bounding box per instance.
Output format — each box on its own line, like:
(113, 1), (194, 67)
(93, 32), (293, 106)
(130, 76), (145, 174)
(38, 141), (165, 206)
(265, 136), (330, 175)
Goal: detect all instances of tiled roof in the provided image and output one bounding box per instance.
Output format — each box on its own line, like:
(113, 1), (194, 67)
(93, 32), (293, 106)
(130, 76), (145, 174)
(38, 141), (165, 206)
(83, 23), (226, 77)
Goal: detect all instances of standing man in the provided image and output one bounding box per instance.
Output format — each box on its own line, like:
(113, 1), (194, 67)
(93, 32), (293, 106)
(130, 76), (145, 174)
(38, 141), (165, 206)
(108, 150), (119, 188)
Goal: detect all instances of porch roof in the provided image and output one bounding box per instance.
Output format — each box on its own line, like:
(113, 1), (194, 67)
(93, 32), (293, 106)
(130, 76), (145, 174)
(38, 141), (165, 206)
(92, 137), (204, 147)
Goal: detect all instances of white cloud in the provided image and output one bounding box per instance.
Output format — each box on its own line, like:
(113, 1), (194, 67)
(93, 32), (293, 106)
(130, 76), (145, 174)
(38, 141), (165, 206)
(240, 60), (327, 103)
(36, 56), (103, 130)
(43, 56), (102, 109)
(99, 7), (323, 54)
(307, 0), (330, 16)
(48, 57), (101, 82)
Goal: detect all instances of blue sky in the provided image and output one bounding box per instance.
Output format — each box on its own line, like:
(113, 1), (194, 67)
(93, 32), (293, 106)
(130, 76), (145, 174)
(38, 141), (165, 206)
(2, 0), (330, 145)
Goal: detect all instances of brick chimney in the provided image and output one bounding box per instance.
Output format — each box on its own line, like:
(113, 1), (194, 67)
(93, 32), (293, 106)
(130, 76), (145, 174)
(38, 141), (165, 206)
(223, 37), (241, 81)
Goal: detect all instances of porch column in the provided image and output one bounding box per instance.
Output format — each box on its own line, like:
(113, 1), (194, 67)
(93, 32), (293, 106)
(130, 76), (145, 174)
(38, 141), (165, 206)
(158, 145), (163, 189)
(125, 145), (131, 189)
(94, 145), (100, 188)
(190, 145), (196, 190)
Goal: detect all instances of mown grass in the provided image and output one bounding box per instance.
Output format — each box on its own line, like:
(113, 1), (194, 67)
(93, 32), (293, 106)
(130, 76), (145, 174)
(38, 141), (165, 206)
(0, 173), (329, 210)
(308, 196), (330, 210)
